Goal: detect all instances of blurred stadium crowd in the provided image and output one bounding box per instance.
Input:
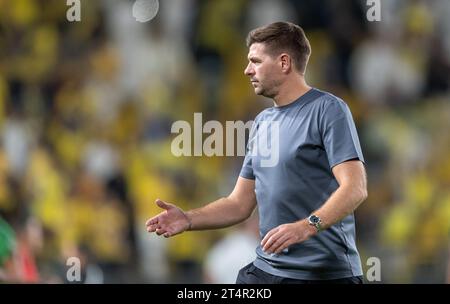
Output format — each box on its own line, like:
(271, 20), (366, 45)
(0, 0), (449, 283)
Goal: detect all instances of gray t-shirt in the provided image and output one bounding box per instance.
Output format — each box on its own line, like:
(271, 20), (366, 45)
(240, 88), (364, 280)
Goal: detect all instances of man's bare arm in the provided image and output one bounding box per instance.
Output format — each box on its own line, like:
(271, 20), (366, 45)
(146, 177), (257, 237)
(262, 160), (367, 254)
(186, 177), (257, 230)
(313, 160), (368, 230)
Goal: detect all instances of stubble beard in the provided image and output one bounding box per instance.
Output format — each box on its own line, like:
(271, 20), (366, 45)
(255, 79), (280, 99)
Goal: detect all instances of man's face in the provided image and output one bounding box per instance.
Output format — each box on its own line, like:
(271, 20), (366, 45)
(244, 43), (283, 98)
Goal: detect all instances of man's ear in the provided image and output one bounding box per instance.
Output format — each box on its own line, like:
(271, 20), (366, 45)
(280, 53), (291, 73)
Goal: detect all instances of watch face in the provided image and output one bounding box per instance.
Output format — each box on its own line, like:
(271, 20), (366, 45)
(310, 215), (319, 224)
(309, 215), (320, 225)
(309, 215), (322, 232)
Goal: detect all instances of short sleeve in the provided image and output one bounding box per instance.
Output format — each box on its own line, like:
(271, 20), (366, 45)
(320, 99), (365, 169)
(239, 120), (257, 180)
(239, 152), (254, 179)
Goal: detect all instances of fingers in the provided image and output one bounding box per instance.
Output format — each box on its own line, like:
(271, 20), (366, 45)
(272, 238), (291, 254)
(146, 220), (173, 237)
(262, 230), (286, 253)
(157, 228), (175, 238)
(261, 225), (294, 254)
(261, 227), (278, 249)
(155, 199), (173, 211)
(145, 199), (172, 227)
(145, 199), (182, 238)
(147, 224), (179, 238)
(155, 228), (166, 236)
(146, 223), (158, 233)
(145, 216), (159, 227)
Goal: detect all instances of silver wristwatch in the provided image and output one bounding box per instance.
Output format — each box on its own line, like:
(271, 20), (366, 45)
(308, 214), (323, 232)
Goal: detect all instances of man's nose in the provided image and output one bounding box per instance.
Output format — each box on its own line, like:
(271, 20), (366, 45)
(244, 63), (254, 76)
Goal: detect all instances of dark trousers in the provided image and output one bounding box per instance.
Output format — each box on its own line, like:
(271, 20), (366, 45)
(236, 262), (364, 284)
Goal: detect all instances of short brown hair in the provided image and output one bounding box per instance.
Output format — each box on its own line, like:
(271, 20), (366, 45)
(246, 22), (311, 74)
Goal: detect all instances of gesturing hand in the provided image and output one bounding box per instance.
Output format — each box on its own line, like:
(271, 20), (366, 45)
(261, 220), (316, 254)
(145, 199), (191, 238)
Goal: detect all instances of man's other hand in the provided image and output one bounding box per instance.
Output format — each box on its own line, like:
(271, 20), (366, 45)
(145, 199), (191, 238)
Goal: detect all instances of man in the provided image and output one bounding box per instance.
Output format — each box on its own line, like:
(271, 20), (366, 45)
(146, 22), (367, 284)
